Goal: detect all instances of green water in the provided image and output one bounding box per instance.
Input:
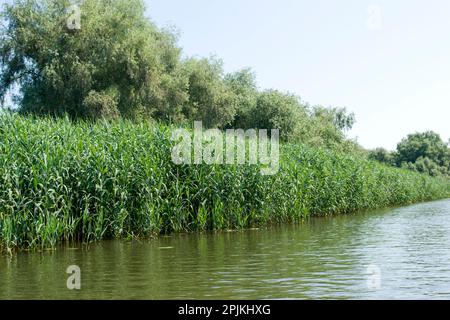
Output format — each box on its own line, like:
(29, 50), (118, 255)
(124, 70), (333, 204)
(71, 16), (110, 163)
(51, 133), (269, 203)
(1, 199), (450, 299)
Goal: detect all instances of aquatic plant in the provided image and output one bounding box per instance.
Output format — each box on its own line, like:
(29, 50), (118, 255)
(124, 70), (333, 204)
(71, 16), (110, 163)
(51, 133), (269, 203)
(0, 114), (449, 251)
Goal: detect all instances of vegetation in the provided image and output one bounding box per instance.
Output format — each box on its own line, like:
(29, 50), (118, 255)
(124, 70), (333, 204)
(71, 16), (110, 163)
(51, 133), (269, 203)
(0, 0), (358, 149)
(369, 131), (450, 177)
(0, 114), (448, 251)
(0, 0), (187, 121)
(0, 1), (448, 252)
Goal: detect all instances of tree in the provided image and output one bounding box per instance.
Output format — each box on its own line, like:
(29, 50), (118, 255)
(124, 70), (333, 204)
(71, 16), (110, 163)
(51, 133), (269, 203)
(289, 105), (356, 151)
(246, 90), (306, 141)
(0, 0), (365, 154)
(368, 147), (395, 165)
(395, 131), (449, 166)
(311, 106), (355, 132)
(224, 68), (258, 129)
(0, 0), (187, 120)
(411, 156), (443, 177)
(181, 57), (236, 128)
(394, 131), (450, 177)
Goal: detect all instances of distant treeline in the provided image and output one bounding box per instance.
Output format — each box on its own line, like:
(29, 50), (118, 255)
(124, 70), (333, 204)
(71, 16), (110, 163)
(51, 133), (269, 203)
(368, 132), (450, 178)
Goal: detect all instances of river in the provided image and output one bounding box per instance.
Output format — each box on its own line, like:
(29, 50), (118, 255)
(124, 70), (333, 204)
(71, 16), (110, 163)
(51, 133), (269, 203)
(1, 199), (449, 299)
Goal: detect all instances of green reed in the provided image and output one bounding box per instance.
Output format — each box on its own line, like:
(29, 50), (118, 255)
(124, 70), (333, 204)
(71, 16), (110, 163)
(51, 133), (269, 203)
(0, 113), (449, 251)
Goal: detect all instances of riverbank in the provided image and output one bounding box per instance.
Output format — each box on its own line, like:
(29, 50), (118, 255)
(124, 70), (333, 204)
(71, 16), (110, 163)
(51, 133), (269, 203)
(1, 199), (450, 299)
(0, 114), (449, 251)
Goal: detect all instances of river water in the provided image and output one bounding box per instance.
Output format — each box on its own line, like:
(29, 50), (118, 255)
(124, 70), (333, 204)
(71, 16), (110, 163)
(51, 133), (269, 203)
(1, 199), (449, 299)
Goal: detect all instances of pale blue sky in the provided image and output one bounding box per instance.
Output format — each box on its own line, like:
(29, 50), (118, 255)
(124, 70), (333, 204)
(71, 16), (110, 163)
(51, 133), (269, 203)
(1, 0), (449, 150)
(145, 0), (450, 150)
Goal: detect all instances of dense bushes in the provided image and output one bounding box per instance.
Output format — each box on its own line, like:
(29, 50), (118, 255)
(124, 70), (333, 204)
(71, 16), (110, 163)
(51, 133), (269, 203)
(368, 131), (450, 177)
(0, 114), (448, 250)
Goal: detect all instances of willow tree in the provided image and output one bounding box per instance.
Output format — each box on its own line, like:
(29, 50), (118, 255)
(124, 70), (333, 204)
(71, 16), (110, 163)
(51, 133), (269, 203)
(180, 57), (238, 128)
(0, 0), (187, 120)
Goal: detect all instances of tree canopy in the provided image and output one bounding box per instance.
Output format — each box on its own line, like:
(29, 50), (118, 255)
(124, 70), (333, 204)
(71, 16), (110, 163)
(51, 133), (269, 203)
(368, 131), (450, 177)
(396, 131), (450, 177)
(0, 0), (186, 120)
(0, 0), (360, 150)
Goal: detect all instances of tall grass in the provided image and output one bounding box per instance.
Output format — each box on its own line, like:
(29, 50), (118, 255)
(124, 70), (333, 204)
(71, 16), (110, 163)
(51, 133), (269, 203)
(0, 114), (449, 251)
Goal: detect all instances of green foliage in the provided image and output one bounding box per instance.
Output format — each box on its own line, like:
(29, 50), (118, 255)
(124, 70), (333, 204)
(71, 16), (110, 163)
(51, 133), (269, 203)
(244, 90), (306, 141)
(0, 0), (186, 120)
(394, 131), (449, 177)
(82, 88), (120, 120)
(181, 57), (236, 128)
(0, 0), (363, 154)
(369, 132), (450, 178)
(1, 0), (447, 190)
(395, 131), (449, 165)
(402, 156), (449, 177)
(0, 114), (448, 251)
(224, 68), (258, 129)
(292, 105), (358, 152)
(368, 147), (395, 166)
(311, 106), (355, 132)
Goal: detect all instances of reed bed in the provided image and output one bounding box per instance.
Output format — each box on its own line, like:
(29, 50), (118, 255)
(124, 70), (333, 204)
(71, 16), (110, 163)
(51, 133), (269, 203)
(0, 114), (449, 251)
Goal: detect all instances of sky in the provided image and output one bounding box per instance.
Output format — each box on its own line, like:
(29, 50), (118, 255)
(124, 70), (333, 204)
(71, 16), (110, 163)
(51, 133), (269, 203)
(144, 0), (450, 150)
(0, 0), (448, 150)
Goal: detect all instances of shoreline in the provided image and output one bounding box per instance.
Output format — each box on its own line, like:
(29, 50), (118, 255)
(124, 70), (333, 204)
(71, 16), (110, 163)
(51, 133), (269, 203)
(1, 115), (449, 252)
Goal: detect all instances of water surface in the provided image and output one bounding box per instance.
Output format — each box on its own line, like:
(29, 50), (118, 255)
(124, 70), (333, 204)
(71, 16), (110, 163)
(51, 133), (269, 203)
(1, 199), (450, 299)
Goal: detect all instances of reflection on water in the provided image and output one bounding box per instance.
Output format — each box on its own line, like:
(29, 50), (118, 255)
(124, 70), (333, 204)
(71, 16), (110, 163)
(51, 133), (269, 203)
(1, 199), (450, 299)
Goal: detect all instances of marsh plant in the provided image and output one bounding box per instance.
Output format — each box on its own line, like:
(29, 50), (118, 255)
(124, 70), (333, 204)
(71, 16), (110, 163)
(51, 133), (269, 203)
(171, 121), (280, 175)
(0, 114), (449, 252)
